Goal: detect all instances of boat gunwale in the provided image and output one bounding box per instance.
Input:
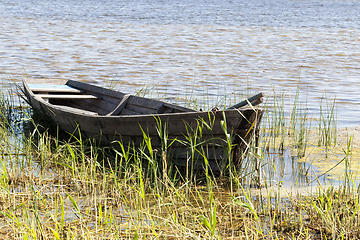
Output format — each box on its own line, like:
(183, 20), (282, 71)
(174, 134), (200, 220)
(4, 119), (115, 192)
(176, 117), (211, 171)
(23, 78), (263, 119)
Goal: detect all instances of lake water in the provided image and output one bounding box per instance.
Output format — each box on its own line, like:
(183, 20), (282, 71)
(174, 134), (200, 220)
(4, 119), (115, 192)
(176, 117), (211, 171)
(1, 0), (360, 126)
(1, 0), (360, 186)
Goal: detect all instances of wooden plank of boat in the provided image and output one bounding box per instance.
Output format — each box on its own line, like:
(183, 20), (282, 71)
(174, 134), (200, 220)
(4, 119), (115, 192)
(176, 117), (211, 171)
(107, 94), (131, 116)
(55, 105), (99, 115)
(65, 79), (198, 114)
(227, 92), (264, 109)
(35, 94), (98, 99)
(28, 84), (81, 93)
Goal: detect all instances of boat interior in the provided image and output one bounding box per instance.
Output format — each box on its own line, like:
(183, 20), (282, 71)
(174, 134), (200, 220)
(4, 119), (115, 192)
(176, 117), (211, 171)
(25, 78), (196, 116)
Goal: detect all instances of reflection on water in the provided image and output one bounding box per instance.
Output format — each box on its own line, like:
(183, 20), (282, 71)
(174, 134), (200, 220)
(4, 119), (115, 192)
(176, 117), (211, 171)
(1, 0), (360, 186)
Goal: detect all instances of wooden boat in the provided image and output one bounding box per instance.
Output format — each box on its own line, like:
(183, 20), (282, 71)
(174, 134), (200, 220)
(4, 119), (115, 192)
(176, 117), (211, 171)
(22, 78), (264, 173)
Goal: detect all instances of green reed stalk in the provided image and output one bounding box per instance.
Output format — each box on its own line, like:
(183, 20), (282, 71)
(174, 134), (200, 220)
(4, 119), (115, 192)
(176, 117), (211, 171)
(318, 94), (337, 148)
(154, 116), (177, 184)
(232, 185), (262, 235)
(289, 85), (300, 137)
(198, 175), (218, 239)
(219, 112), (234, 172)
(292, 89), (309, 158)
(177, 122), (202, 183)
(344, 135), (352, 190)
(138, 125), (163, 191)
(265, 89), (286, 152)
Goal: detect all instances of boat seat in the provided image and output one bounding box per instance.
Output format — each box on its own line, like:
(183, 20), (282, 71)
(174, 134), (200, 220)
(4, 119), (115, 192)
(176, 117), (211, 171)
(29, 84), (81, 93)
(106, 94), (131, 116)
(35, 94), (98, 99)
(55, 105), (98, 115)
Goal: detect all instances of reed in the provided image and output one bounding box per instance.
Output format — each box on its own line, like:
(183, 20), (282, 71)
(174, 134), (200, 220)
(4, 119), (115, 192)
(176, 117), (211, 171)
(318, 94), (337, 148)
(0, 79), (359, 239)
(290, 86), (309, 158)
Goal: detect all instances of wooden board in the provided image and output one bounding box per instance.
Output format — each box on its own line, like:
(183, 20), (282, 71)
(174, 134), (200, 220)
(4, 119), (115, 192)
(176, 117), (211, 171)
(35, 94), (98, 99)
(107, 94), (131, 116)
(28, 84), (81, 93)
(55, 105), (99, 115)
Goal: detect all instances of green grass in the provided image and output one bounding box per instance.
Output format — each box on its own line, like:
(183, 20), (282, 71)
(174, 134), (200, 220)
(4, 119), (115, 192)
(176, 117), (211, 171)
(0, 80), (358, 239)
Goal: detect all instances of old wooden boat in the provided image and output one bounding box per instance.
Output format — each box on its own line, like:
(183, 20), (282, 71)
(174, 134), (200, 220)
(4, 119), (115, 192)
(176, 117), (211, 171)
(22, 78), (264, 173)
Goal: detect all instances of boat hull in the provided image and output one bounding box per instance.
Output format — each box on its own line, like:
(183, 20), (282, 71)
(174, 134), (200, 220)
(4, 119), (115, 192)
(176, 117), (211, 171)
(23, 78), (264, 173)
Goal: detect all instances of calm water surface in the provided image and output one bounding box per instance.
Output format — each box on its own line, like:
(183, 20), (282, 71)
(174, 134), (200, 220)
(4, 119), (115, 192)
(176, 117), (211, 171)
(1, 0), (360, 186)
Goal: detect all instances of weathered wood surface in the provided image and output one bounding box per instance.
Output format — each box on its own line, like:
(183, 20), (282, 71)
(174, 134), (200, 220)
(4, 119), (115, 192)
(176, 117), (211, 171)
(55, 105), (99, 115)
(227, 92), (264, 109)
(107, 94), (131, 116)
(64, 79), (196, 115)
(35, 94), (98, 99)
(23, 78), (264, 173)
(29, 84), (81, 93)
